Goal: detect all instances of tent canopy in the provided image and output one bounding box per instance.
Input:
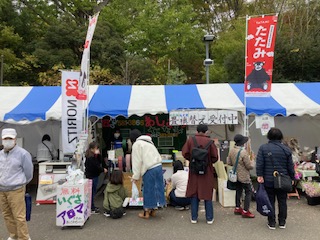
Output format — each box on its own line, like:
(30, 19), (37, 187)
(1, 83), (320, 123)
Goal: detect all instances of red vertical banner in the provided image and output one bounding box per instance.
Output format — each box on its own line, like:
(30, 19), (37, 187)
(245, 15), (278, 97)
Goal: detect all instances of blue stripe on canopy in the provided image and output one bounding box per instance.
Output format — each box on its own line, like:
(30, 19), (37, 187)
(4, 86), (60, 121)
(88, 85), (132, 118)
(295, 82), (320, 105)
(165, 85), (204, 111)
(229, 83), (286, 116)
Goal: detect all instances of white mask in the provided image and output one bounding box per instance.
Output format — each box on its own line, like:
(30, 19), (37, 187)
(114, 133), (120, 139)
(2, 139), (15, 150)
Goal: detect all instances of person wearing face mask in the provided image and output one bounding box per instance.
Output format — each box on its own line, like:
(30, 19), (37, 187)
(0, 128), (33, 240)
(111, 129), (125, 169)
(85, 142), (108, 214)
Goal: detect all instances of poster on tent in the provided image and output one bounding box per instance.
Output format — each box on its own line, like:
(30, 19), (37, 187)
(77, 12), (100, 100)
(255, 115), (275, 136)
(61, 71), (83, 154)
(244, 15), (278, 97)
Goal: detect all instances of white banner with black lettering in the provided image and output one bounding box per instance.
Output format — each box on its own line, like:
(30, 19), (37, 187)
(61, 71), (82, 154)
(169, 110), (238, 126)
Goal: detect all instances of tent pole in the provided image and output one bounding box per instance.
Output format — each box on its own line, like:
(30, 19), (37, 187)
(244, 15), (249, 137)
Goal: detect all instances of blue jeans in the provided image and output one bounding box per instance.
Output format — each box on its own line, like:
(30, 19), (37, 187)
(169, 190), (191, 207)
(142, 165), (166, 209)
(191, 197), (213, 221)
(91, 176), (99, 210)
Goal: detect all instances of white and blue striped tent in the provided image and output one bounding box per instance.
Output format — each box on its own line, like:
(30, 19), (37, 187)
(1, 83), (320, 124)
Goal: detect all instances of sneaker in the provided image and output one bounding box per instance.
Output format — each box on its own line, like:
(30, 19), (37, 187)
(207, 219), (214, 224)
(241, 210), (255, 218)
(103, 211), (111, 217)
(123, 212), (127, 216)
(190, 219), (197, 224)
(184, 206), (190, 210)
(234, 207), (243, 215)
(279, 224), (286, 229)
(7, 238), (17, 240)
(175, 206), (184, 211)
(267, 223), (276, 230)
(91, 207), (100, 214)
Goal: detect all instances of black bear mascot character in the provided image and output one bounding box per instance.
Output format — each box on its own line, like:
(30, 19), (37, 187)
(247, 62), (270, 90)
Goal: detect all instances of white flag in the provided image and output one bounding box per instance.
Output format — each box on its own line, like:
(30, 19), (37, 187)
(77, 13), (100, 100)
(61, 71), (83, 153)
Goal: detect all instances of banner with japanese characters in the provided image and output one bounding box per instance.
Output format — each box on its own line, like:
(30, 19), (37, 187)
(61, 71), (82, 154)
(245, 15), (278, 97)
(169, 110), (238, 126)
(77, 13), (99, 100)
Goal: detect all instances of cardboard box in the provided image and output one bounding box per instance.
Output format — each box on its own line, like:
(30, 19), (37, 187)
(214, 161), (235, 207)
(218, 178), (236, 207)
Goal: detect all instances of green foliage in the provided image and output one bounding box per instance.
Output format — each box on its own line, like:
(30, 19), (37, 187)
(0, 0), (319, 86)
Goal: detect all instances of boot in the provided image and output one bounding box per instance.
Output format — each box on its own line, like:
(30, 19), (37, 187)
(149, 209), (157, 217)
(138, 210), (150, 219)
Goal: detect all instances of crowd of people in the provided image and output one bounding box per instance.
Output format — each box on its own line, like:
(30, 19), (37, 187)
(0, 125), (296, 239)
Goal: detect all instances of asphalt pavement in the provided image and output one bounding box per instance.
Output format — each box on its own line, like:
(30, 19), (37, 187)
(0, 187), (319, 240)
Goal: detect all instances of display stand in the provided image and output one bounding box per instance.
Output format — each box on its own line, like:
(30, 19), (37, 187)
(56, 179), (92, 229)
(36, 162), (71, 204)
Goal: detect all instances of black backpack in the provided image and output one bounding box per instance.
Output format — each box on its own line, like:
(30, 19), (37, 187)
(190, 137), (213, 175)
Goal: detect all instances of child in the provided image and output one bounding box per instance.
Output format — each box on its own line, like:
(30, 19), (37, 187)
(103, 170), (128, 218)
(85, 142), (107, 214)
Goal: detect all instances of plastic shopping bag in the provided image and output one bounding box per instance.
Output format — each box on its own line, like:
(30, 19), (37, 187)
(131, 182), (139, 200)
(256, 184), (273, 217)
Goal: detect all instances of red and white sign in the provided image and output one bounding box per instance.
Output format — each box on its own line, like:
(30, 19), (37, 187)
(245, 15), (278, 97)
(77, 13), (99, 100)
(61, 71), (83, 154)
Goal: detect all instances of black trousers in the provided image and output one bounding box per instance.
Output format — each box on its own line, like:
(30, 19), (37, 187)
(236, 182), (251, 211)
(265, 186), (287, 225)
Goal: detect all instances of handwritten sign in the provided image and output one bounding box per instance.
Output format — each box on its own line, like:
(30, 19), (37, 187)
(56, 179), (91, 227)
(169, 110), (238, 126)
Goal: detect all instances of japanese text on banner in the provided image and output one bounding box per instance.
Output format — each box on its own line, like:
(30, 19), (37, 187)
(245, 15), (278, 97)
(77, 13), (99, 100)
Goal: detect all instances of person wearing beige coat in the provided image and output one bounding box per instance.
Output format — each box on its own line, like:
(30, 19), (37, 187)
(227, 134), (255, 218)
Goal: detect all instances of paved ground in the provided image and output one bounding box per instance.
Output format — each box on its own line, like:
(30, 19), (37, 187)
(0, 187), (319, 240)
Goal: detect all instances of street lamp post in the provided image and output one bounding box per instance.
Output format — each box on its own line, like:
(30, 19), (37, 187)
(203, 35), (214, 84)
(0, 55), (3, 86)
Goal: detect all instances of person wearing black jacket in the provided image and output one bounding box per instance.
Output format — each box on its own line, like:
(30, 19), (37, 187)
(85, 142), (107, 214)
(256, 128), (295, 230)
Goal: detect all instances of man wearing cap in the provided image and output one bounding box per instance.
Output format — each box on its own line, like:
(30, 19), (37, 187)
(227, 134), (255, 218)
(0, 128), (33, 240)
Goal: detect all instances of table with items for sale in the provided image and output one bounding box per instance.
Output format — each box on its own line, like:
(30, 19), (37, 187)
(56, 178), (92, 229)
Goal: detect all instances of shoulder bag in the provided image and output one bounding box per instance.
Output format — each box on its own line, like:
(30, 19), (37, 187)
(268, 144), (292, 192)
(227, 149), (242, 190)
(42, 141), (54, 160)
